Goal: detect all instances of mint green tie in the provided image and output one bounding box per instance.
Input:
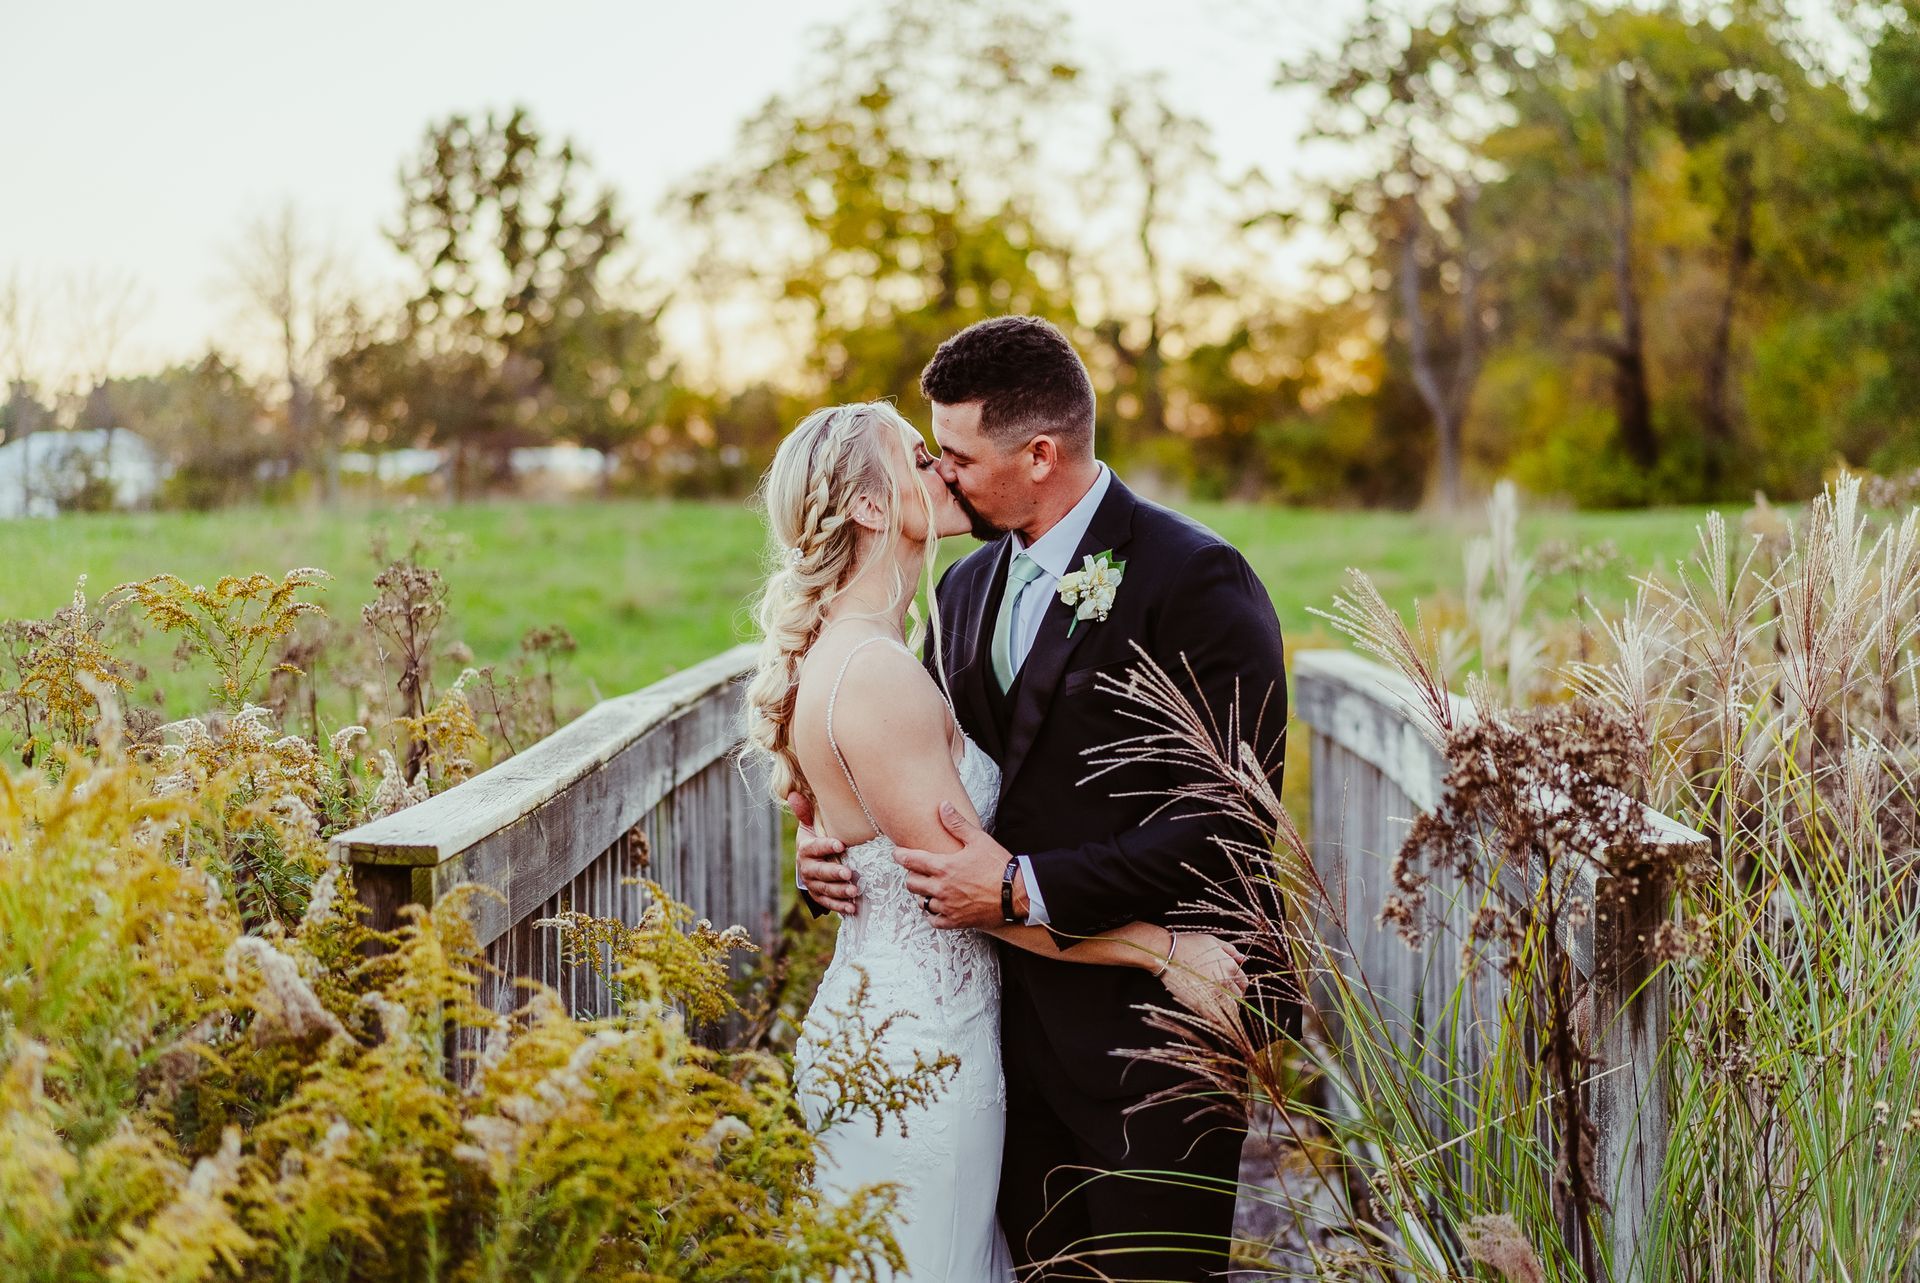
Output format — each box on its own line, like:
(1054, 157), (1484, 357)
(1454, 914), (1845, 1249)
(991, 552), (1047, 693)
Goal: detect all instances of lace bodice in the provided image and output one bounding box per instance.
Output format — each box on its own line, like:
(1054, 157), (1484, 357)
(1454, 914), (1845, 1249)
(825, 732), (1002, 1024)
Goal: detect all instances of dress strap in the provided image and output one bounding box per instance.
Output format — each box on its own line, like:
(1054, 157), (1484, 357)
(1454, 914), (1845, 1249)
(825, 634), (908, 838)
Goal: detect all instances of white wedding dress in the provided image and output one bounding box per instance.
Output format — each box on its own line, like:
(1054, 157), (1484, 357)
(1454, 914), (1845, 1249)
(793, 636), (1016, 1282)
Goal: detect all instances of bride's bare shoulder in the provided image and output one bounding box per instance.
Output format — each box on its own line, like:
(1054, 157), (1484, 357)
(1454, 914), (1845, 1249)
(792, 632), (944, 750)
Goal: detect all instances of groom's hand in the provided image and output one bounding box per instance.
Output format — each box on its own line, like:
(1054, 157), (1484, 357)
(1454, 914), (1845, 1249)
(895, 802), (1013, 930)
(791, 789), (861, 916)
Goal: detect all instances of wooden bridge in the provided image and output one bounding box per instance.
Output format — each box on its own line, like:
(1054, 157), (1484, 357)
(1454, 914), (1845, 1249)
(333, 641), (1697, 1280)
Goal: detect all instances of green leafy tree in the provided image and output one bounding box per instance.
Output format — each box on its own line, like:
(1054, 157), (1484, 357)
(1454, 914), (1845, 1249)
(339, 107), (632, 496)
(1275, 0), (1517, 508)
(106, 354), (277, 510)
(1481, 0), (1846, 499)
(681, 0), (1081, 408)
(1085, 77), (1224, 463)
(539, 300), (677, 495)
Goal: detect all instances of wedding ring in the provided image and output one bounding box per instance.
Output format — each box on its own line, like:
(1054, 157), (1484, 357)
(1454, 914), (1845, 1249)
(921, 895), (934, 914)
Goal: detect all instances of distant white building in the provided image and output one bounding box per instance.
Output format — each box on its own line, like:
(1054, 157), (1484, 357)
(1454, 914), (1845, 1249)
(338, 447), (448, 485)
(0, 429), (165, 518)
(510, 443), (609, 492)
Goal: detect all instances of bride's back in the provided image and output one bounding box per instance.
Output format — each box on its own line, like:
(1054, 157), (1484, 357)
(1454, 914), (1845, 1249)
(788, 623), (960, 850)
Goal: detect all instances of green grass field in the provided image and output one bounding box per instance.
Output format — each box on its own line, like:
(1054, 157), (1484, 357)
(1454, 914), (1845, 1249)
(0, 496), (1728, 720)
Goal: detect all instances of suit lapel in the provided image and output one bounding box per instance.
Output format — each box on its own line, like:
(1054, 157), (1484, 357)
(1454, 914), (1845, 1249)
(997, 475), (1138, 793)
(948, 538), (1012, 758)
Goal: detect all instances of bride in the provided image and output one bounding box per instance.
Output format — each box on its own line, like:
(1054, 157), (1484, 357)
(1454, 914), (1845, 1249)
(743, 401), (1248, 1282)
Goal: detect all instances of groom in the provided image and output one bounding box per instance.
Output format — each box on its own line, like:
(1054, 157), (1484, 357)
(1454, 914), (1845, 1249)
(796, 315), (1296, 1282)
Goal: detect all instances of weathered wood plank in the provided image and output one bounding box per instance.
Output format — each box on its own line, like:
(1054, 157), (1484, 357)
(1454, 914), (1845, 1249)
(336, 644), (757, 866)
(334, 645), (758, 949)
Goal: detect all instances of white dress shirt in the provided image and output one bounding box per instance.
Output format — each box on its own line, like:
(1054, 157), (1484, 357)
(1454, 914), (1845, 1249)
(1003, 462), (1111, 927)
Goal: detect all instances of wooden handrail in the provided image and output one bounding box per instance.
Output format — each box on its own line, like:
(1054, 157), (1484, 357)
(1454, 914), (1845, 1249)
(335, 642), (780, 1052)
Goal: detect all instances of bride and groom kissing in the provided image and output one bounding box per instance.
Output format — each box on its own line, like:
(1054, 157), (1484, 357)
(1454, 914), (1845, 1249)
(744, 315), (1297, 1282)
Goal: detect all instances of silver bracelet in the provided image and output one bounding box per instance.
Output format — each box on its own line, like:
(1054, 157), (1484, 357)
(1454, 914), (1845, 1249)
(1154, 931), (1178, 977)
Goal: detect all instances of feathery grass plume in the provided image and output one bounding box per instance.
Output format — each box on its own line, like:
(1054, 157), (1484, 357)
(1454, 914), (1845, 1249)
(1259, 475), (1920, 1279)
(1311, 566), (1466, 746)
(1461, 1212), (1546, 1283)
(1086, 616), (1700, 1275)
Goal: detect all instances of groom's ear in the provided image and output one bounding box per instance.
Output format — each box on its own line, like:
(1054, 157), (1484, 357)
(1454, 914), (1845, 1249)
(1025, 433), (1060, 480)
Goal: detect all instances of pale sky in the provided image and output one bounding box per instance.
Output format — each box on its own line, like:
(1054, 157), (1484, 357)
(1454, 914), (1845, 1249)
(0, 0), (1360, 390)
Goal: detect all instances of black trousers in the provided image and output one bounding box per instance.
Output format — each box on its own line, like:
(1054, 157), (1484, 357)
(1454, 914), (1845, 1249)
(996, 1013), (1249, 1282)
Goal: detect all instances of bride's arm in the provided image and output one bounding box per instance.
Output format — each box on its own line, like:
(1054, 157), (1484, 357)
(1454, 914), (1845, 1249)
(983, 922), (1248, 1033)
(980, 920), (1169, 970)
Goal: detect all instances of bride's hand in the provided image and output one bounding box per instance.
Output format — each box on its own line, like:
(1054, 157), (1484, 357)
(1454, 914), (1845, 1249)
(1154, 932), (1248, 1037)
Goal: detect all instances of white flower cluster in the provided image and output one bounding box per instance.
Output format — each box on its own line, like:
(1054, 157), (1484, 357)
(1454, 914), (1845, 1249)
(1055, 552), (1124, 624)
(370, 749), (430, 818)
(223, 935), (346, 1042)
(454, 1025), (635, 1177)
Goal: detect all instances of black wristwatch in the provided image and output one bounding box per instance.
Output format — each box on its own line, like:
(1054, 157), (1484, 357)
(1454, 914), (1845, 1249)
(1000, 855), (1022, 924)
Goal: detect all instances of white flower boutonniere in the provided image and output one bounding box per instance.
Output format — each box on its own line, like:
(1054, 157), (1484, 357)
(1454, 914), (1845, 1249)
(1056, 549), (1126, 636)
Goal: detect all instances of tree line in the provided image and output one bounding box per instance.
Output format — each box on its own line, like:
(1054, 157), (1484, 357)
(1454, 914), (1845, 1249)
(2, 0), (1916, 511)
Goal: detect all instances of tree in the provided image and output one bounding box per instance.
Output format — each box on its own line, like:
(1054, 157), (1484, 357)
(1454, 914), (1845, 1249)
(222, 203), (356, 501)
(1276, 0), (1516, 509)
(60, 268), (149, 432)
(106, 354), (275, 509)
(1087, 77), (1221, 460)
(680, 0), (1081, 408)
(0, 270), (54, 460)
(1479, 0), (1852, 499)
(540, 299), (677, 495)
(1812, 2), (1920, 473)
(0, 269), (46, 419)
(338, 106), (631, 496)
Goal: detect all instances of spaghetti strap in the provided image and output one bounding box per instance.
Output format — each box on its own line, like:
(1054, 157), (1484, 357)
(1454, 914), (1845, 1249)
(824, 635), (907, 838)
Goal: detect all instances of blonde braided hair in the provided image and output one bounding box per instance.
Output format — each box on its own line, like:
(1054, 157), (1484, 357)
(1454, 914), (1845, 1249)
(743, 401), (947, 808)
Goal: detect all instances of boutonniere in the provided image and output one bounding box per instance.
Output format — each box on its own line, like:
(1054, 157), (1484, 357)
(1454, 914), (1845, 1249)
(1056, 550), (1126, 636)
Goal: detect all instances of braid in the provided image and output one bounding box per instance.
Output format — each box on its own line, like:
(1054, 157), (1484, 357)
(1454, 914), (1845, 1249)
(743, 403), (913, 807)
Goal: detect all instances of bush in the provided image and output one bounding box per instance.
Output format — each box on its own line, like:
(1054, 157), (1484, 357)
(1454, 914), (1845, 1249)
(0, 541), (927, 1282)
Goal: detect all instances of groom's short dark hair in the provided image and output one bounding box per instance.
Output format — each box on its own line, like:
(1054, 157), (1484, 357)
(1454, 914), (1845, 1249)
(920, 315), (1095, 457)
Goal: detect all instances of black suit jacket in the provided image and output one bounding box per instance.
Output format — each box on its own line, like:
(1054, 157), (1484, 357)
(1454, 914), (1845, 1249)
(804, 473), (1297, 1100)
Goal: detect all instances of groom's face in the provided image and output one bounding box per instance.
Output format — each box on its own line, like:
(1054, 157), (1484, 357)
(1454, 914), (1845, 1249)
(929, 400), (1029, 542)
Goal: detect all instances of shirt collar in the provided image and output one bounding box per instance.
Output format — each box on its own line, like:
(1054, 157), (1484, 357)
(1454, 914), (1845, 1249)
(1012, 461), (1111, 580)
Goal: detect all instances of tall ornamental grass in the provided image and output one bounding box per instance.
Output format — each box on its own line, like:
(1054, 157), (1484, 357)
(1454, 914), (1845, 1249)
(1112, 475), (1920, 1281)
